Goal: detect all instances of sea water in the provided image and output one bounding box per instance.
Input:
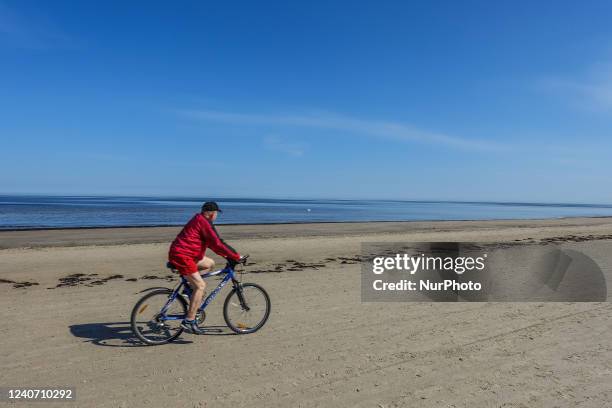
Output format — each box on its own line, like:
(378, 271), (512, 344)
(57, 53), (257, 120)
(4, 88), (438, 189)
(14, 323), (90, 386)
(1, 195), (612, 230)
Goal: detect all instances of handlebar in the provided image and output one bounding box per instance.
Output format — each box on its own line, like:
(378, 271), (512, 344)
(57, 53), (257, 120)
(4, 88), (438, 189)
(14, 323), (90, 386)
(227, 254), (249, 268)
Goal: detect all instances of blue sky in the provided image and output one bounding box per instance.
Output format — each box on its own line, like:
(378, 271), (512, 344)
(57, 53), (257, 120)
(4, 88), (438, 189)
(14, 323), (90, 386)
(1, 0), (611, 203)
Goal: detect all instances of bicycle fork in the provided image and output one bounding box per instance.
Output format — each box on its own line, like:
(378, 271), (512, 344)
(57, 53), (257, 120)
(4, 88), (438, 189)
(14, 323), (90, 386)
(232, 279), (251, 312)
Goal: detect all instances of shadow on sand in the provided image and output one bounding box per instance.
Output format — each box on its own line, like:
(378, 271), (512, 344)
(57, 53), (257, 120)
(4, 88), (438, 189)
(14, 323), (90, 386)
(69, 322), (236, 347)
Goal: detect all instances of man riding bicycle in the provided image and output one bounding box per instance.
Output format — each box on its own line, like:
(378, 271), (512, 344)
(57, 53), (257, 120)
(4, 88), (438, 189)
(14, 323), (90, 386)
(168, 201), (243, 334)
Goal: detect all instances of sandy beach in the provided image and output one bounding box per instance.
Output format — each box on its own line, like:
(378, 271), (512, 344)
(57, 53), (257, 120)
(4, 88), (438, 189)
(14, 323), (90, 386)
(1, 218), (611, 407)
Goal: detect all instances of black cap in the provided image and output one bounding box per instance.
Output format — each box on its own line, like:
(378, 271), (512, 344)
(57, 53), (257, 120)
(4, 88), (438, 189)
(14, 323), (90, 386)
(201, 201), (223, 213)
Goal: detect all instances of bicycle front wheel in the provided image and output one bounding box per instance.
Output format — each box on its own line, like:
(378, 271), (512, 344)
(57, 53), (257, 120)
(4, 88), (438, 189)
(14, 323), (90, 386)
(223, 283), (271, 334)
(131, 289), (187, 345)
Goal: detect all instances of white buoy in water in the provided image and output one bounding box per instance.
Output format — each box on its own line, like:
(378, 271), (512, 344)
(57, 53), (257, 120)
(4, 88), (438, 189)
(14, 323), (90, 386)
(307, 208), (311, 212)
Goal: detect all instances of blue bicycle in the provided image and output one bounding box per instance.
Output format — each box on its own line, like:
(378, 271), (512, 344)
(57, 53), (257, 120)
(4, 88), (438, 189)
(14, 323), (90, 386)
(130, 255), (270, 345)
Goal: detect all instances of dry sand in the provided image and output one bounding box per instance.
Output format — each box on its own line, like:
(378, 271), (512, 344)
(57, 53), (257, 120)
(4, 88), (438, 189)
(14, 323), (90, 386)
(1, 218), (611, 407)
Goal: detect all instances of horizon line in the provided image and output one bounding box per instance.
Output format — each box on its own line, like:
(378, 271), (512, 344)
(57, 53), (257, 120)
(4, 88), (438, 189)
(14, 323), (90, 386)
(1, 192), (611, 208)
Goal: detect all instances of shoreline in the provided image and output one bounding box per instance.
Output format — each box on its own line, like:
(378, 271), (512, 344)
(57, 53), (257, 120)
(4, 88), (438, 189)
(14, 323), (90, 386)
(2, 214), (612, 232)
(2, 216), (612, 250)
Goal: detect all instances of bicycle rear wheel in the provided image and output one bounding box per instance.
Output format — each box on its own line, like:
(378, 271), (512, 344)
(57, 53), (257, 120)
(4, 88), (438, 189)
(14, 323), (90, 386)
(223, 283), (271, 334)
(131, 289), (187, 345)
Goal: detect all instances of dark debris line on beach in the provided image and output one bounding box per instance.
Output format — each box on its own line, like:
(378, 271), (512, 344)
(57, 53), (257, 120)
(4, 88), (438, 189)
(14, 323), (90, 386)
(49, 273), (125, 289)
(511, 233), (612, 244)
(0, 278), (39, 289)
(47, 272), (177, 289)
(42, 257), (362, 287)
(246, 256), (363, 274)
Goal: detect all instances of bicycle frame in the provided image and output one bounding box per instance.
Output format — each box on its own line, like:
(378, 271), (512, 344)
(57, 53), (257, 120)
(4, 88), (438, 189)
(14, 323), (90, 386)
(158, 265), (238, 321)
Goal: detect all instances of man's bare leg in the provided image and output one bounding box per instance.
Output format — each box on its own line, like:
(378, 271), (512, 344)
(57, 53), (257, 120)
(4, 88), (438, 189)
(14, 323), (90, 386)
(184, 272), (206, 321)
(197, 256), (215, 273)
(183, 257), (215, 326)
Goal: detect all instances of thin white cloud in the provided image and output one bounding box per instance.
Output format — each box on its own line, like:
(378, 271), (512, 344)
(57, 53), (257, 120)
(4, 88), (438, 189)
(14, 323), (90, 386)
(263, 135), (306, 157)
(541, 62), (612, 112)
(178, 109), (506, 152)
(79, 152), (226, 169)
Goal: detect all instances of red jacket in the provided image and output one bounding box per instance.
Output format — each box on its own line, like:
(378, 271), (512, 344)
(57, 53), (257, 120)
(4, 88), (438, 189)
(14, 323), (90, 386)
(169, 213), (240, 261)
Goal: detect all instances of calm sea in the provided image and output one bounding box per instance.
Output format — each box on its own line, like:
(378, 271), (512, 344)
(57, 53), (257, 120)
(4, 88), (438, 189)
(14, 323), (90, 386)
(1, 195), (612, 230)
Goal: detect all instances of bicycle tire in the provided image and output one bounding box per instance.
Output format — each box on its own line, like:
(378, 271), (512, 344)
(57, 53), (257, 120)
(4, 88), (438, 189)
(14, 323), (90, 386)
(130, 288), (187, 345)
(223, 283), (271, 334)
